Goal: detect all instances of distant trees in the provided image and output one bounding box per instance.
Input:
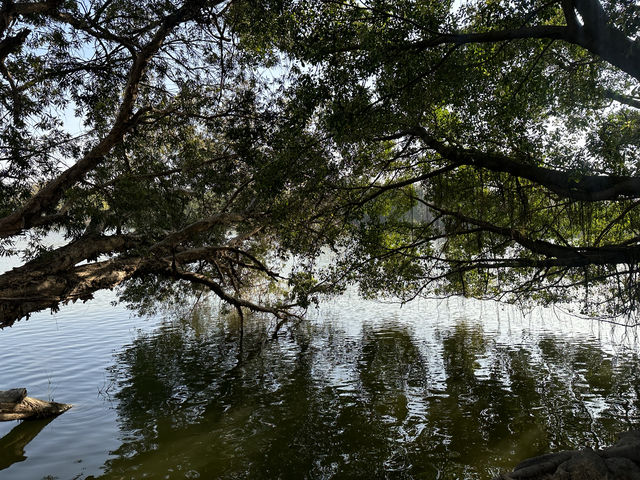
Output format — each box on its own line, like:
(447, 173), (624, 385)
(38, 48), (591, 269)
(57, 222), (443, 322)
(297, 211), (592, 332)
(2, 0), (640, 327)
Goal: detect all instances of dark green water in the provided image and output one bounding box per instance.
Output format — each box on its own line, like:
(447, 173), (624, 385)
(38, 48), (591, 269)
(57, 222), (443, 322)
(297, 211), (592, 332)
(1, 292), (640, 479)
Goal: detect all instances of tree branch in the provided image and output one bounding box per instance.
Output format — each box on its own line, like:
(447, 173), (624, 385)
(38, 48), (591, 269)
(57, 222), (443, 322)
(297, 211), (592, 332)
(0, 2), (201, 239)
(354, 162), (462, 206)
(604, 89), (640, 109)
(561, 0), (579, 35)
(419, 198), (640, 267)
(410, 25), (571, 49)
(150, 212), (249, 251)
(411, 127), (640, 201)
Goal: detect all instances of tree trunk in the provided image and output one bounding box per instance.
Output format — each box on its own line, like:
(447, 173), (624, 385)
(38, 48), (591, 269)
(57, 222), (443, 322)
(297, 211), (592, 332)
(0, 389), (71, 421)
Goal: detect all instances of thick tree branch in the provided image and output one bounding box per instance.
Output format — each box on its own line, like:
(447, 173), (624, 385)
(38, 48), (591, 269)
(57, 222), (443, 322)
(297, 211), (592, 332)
(150, 212), (249, 251)
(0, 218), (283, 328)
(0, 27), (28, 62)
(572, 0), (607, 27)
(394, 0), (640, 83)
(7, 233), (140, 276)
(411, 127), (640, 201)
(604, 89), (640, 109)
(0, 1), (63, 37)
(561, 0), (579, 35)
(0, 257), (143, 327)
(411, 25), (571, 49)
(569, 0), (640, 82)
(0, 2), (201, 239)
(0, 238), (282, 328)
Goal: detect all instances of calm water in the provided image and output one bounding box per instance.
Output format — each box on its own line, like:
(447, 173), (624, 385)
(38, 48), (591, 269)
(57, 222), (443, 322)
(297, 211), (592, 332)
(1, 287), (640, 479)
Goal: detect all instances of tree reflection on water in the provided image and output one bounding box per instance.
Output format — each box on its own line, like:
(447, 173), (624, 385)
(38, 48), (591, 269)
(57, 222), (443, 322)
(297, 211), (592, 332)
(0, 418), (55, 471)
(94, 314), (640, 479)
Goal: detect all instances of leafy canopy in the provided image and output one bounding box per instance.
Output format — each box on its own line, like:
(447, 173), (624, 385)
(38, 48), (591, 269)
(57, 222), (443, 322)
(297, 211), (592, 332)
(1, 0), (640, 326)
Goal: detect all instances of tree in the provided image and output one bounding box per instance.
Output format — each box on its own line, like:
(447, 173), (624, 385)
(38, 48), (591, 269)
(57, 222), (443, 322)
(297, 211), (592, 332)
(237, 0), (640, 320)
(4, 0), (640, 328)
(0, 0), (340, 328)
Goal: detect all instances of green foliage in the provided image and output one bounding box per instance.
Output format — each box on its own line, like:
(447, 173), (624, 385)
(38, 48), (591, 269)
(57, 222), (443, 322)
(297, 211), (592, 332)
(241, 0), (640, 318)
(4, 0), (640, 322)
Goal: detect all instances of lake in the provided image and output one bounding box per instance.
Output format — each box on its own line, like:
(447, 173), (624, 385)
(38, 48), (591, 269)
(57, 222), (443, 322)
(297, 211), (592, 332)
(1, 284), (640, 479)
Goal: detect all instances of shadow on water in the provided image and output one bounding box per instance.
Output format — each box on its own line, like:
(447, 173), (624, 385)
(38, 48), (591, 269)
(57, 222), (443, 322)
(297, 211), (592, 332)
(0, 418), (55, 471)
(91, 314), (640, 479)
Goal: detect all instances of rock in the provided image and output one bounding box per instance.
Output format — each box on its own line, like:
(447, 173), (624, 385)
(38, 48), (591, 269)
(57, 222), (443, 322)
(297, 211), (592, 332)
(498, 431), (640, 480)
(605, 457), (640, 480)
(616, 432), (640, 447)
(602, 446), (640, 464)
(507, 451), (578, 479)
(0, 388), (27, 404)
(552, 448), (609, 480)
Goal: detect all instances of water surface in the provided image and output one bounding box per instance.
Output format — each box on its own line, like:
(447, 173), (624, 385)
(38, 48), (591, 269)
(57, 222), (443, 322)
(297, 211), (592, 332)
(1, 291), (640, 479)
